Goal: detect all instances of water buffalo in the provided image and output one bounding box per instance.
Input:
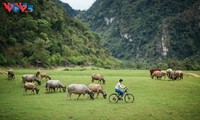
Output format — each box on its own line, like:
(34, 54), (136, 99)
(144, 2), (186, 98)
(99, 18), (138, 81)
(151, 71), (166, 79)
(149, 68), (161, 76)
(36, 71), (40, 78)
(67, 84), (94, 100)
(91, 74), (105, 84)
(89, 83), (107, 99)
(45, 80), (66, 93)
(23, 82), (39, 95)
(22, 74), (41, 85)
(40, 73), (51, 80)
(166, 68), (173, 79)
(167, 69), (183, 81)
(174, 70), (183, 80)
(8, 70), (15, 79)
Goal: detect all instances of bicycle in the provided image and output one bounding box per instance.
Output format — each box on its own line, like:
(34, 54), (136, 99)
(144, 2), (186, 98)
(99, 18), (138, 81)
(108, 87), (134, 103)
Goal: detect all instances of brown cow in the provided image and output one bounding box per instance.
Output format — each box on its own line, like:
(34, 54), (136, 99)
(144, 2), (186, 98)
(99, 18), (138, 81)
(40, 73), (51, 80)
(89, 83), (107, 99)
(23, 82), (39, 95)
(151, 71), (166, 79)
(91, 74), (105, 84)
(149, 68), (161, 76)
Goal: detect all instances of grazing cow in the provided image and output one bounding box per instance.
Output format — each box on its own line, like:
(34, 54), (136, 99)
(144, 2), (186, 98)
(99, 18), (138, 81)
(166, 68), (173, 79)
(161, 70), (167, 80)
(174, 70), (183, 80)
(22, 74), (41, 85)
(149, 68), (161, 76)
(89, 83), (107, 99)
(67, 84), (94, 100)
(7, 70), (15, 79)
(91, 74), (105, 84)
(45, 80), (66, 93)
(23, 82), (39, 95)
(169, 72), (178, 80)
(36, 71), (40, 78)
(40, 73), (51, 80)
(151, 71), (166, 79)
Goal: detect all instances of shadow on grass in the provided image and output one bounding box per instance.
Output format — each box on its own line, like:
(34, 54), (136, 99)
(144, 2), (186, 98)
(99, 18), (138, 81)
(150, 78), (182, 82)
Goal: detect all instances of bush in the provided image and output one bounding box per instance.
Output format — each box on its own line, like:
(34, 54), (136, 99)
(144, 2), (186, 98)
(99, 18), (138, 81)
(0, 54), (7, 65)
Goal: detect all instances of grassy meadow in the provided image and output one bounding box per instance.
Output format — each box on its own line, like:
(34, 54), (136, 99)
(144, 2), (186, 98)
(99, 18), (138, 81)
(0, 68), (200, 120)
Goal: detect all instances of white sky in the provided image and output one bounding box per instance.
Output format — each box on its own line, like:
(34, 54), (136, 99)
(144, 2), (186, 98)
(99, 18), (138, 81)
(60, 0), (96, 10)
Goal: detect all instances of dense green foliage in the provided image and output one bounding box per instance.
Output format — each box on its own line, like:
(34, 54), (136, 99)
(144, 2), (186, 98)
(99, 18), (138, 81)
(80, 0), (200, 70)
(0, 68), (200, 119)
(53, 0), (78, 17)
(0, 0), (119, 68)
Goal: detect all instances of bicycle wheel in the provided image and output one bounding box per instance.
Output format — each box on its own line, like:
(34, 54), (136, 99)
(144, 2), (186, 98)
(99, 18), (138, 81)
(108, 93), (119, 103)
(124, 93), (134, 103)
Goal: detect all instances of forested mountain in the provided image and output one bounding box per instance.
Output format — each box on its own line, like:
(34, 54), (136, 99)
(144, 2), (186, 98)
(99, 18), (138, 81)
(80, 0), (200, 69)
(0, 0), (119, 68)
(53, 0), (78, 17)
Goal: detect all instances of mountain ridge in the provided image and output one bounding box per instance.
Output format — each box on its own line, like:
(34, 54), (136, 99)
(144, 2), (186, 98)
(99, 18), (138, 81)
(77, 0), (200, 69)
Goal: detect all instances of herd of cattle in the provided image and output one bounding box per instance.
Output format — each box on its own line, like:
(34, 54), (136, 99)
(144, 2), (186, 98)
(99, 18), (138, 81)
(150, 68), (183, 80)
(6, 70), (106, 100)
(4, 68), (183, 100)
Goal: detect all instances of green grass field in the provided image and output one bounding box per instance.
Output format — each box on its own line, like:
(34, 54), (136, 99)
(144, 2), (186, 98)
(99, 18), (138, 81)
(0, 68), (200, 120)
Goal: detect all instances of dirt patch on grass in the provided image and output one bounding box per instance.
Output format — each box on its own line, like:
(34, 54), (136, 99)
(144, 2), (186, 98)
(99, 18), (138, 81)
(0, 70), (7, 74)
(51, 67), (66, 71)
(186, 73), (200, 78)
